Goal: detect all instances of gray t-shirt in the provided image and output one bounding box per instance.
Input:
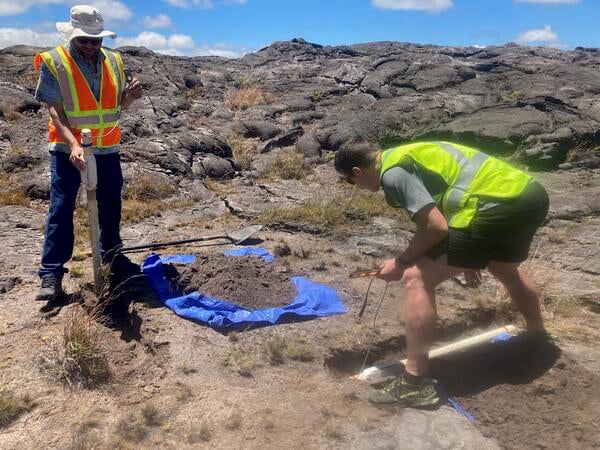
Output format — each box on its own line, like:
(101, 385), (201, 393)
(381, 166), (435, 218)
(381, 162), (500, 219)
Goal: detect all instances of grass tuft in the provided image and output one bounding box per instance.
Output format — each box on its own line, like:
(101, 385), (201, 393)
(125, 173), (176, 201)
(40, 306), (111, 388)
(0, 189), (30, 207)
(175, 383), (194, 402)
(0, 391), (36, 428)
(259, 188), (408, 232)
(228, 136), (256, 171)
(266, 337), (315, 365)
(141, 403), (163, 427)
(263, 150), (312, 180)
(226, 86), (274, 111)
(223, 411), (242, 430)
(187, 423), (212, 443)
(116, 414), (147, 443)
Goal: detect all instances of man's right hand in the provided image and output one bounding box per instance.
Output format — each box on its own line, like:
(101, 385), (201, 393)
(69, 145), (86, 171)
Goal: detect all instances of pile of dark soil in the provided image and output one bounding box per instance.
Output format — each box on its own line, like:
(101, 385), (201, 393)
(431, 337), (600, 449)
(167, 254), (296, 310)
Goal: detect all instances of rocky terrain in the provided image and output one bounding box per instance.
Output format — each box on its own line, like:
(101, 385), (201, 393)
(0, 39), (599, 449)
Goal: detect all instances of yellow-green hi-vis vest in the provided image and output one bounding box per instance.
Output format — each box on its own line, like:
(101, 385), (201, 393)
(379, 141), (532, 229)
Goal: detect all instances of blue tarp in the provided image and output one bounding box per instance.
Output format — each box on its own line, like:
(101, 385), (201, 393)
(141, 248), (346, 331)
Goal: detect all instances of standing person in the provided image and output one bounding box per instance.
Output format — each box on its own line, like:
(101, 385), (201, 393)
(335, 140), (549, 408)
(34, 5), (143, 302)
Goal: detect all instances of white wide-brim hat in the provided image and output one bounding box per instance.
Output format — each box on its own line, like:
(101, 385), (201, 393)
(56, 5), (117, 41)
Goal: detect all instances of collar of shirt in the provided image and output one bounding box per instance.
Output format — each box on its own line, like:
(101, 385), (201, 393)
(64, 41), (105, 71)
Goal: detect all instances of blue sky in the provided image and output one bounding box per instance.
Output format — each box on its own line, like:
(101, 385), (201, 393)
(0, 0), (597, 57)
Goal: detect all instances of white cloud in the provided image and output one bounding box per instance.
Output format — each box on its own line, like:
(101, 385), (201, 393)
(0, 0), (66, 16)
(162, 0), (247, 8)
(514, 0), (579, 4)
(515, 25), (559, 44)
(372, 0), (453, 12)
(168, 34), (195, 48)
(86, 0), (133, 21)
(163, 0), (213, 8)
(115, 30), (245, 58)
(116, 31), (169, 49)
(0, 0), (132, 20)
(141, 14), (173, 29)
(0, 27), (61, 48)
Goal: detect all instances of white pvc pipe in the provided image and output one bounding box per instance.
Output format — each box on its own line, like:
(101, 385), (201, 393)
(353, 325), (517, 384)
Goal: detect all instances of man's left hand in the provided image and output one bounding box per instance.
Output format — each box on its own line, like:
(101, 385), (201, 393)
(377, 258), (407, 282)
(125, 77), (143, 100)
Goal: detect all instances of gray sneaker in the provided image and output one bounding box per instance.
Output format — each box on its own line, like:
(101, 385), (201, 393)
(35, 276), (62, 302)
(369, 372), (441, 408)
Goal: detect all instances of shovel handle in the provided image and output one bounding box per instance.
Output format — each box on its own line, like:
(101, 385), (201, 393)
(349, 270), (380, 279)
(120, 234), (228, 253)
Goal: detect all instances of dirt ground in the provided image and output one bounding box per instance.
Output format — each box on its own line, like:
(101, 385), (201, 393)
(168, 254), (296, 309)
(1, 170), (600, 449)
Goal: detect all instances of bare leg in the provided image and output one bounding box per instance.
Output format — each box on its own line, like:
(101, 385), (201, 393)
(401, 256), (463, 377)
(488, 261), (545, 333)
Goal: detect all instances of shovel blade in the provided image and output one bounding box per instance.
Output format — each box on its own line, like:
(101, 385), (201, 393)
(227, 225), (263, 244)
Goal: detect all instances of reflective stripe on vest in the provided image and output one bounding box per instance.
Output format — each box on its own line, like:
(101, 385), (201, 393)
(379, 142), (531, 228)
(34, 46), (123, 148)
(435, 142), (489, 218)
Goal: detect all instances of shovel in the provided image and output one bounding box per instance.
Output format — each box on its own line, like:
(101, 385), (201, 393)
(120, 225), (263, 253)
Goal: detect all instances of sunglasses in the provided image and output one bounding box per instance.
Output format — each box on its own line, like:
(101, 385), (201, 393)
(75, 37), (103, 46)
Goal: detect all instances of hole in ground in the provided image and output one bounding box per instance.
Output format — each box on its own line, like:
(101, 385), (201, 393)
(324, 335), (406, 378)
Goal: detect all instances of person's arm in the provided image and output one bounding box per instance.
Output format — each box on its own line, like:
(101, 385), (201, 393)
(121, 77), (142, 109)
(377, 166), (448, 281)
(397, 204), (448, 264)
(46, 101), (86, 171)
(377, 204), (448, 281)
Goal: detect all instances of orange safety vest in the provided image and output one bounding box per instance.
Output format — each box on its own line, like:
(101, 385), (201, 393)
(33, 45), (124, 148)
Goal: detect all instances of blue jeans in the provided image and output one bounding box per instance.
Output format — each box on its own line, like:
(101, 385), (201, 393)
(39, 151), (123, 279)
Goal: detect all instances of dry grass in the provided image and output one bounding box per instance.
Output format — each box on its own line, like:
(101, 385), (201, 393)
(179, 362), (197, 375)
(2, 108), (23, 122)
(69, 430), (102, 450)
(266, 337), (315, 365)
(565, 141), (600, 163)
(121, 198), (193, 223)
(187, 423), (212, 443)
(258, 187), (408, 232)
(174, 382), (194, 402)
(184, 85), (204, 101)
(69, 265), (85, 279)
(493, 243), (558, 306)
(116, 414), (148, 443)
(223, 347), (262, 377)
(204, 178), (237, 196)
(233, 75), (253, 89)
(0, 391), (36, 428)
(125, 172), (176, 201)
(40, 306), (111, 388)
(228, 136), (257, 171)
(226, 86), (274, 111)
(0, 188), (30, 207)
(141, 403), (163, 427)
(223, 412), (242, 430)
(324, 427), (346, 441)
(263, 150), (312, 180)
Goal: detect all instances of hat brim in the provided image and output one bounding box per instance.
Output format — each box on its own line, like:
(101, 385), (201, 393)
(56, 22), (117, 40)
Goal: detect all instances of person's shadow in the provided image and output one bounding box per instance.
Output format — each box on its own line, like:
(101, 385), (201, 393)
(430, 335), (561, 397)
